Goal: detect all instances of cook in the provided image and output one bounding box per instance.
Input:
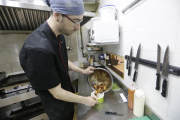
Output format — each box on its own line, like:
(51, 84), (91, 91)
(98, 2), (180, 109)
(19, 0), (98, 120)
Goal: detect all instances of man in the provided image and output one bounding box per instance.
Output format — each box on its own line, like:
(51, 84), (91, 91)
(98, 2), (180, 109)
(19, 0), (97, 120)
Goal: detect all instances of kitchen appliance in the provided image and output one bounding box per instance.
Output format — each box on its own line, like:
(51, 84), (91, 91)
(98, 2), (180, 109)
(155, 44), (161, 90)
(0, 0), (95, 32)
(0, 73), (47, 119)
(133, 44), (141, 82)
(0, 71), (6, 81)
(88, 68), (113, 93)
(128, 47), (133, 76)
(161, 46), (169, 97)
(99, 5), (117, 21)
(0, 73), (36, 108)
(89, 20), (119, 45)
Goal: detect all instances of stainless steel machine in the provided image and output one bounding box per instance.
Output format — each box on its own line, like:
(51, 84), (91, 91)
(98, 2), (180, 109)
(0, 73), (47, 120)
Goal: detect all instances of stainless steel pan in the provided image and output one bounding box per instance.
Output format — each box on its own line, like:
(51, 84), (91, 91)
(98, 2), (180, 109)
(87, 68), (113, 93)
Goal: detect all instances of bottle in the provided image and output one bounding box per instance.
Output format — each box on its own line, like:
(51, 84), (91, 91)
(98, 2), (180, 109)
(128, 84), (137, 109)
(133, 89), (145, 117)
(89, 55), (95, 66)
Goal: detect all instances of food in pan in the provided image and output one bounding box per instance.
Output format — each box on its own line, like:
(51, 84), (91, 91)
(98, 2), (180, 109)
(91, 70), (111, 96)
(92, 70), (110, 85)
(94, 84), (97, 90)
(94, 83), (107, 96)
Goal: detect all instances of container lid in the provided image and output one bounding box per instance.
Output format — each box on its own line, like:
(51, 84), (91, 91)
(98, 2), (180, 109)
(99, 5), (116, 12)
(135, 89), (145, 97)
(99, 5), (116, 9)
(129, 84), (138, 91)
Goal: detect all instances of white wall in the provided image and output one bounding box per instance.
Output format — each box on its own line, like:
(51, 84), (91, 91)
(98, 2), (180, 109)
(94, 0), (180, 120)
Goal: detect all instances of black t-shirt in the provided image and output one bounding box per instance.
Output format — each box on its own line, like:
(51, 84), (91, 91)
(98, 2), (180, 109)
(19, 21), (74, 120)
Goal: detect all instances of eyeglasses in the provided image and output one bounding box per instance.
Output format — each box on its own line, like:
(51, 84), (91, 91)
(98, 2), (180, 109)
(63, 14), (83, 27)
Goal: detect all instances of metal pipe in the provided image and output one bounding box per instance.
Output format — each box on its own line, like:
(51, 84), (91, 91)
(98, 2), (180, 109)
(122, 0), (147, 14)
(80, 27), (84, 57)
(0, 30), (32, 34)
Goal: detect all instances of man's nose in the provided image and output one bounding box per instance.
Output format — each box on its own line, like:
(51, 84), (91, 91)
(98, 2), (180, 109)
(75, 24), (80, 30)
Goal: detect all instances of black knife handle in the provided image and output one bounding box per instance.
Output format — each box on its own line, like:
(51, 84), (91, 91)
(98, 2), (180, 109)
(105, 111), (117, 115)
(155, 73), (160, 90)
(161, 80), (167, 97)
(128, 65), (131, 76)
(133, 71), (137, 82)
(105, 111), (123, 116)
(126, 59), (128, 69)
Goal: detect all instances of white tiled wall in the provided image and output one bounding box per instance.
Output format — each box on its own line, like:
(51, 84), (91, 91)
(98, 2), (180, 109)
(0, 34), (28, 74)
(92, 0), (180, 119)
(0, 33), (79, 77)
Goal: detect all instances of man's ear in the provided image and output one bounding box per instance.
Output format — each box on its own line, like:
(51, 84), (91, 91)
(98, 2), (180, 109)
(53, 12), (62, 22)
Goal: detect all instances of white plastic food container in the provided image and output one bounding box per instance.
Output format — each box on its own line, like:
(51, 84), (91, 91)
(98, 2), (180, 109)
(133, 89), (145, 117)
(91, 91), (104, 104)
(99, 5), (117, 21)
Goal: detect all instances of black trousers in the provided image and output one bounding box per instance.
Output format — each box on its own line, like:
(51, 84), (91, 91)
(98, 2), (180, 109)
(47, 110), (74, 120)
(40, 96), (74, 120)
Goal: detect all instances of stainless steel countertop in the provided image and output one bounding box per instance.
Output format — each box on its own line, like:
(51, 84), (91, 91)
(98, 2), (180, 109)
(77, 73), (136, 120)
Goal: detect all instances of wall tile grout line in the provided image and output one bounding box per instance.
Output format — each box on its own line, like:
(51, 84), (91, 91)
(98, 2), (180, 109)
(174, 16), (180, 54)
(145, 99), (166, 120)
(138, 71), (174, 87)
(165, 86), (180, 120)
(170, 86), (180, 92)
(121, 15), (180, 33)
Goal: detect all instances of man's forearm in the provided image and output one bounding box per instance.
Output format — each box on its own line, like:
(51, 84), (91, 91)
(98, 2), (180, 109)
(68, 60), (84, 73)
(49, 84), (97, 106)
(54, 87), (85, 104)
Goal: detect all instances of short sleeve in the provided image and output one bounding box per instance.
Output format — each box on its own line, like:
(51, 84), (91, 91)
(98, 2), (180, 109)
(22, 48), (60, 90)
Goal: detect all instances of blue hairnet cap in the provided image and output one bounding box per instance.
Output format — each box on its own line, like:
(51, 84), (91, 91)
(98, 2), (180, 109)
(45, 0), (84, 15)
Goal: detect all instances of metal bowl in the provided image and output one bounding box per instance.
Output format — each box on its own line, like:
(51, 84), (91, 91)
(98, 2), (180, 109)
(87, 68), (113, 93)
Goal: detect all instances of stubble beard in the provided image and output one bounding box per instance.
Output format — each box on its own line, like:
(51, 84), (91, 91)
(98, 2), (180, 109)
(58, 20), (75, 36)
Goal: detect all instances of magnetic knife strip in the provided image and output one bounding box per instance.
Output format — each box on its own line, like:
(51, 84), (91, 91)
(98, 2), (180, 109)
(125, 55), (180, 76)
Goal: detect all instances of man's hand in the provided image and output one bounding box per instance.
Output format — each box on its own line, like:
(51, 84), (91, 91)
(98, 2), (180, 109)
(83, 96), (98, 106)
(82, 66), (95, 74)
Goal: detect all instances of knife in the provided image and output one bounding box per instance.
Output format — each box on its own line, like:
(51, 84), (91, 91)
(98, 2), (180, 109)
(128, 47), (132, 76)
(161, 46), (169, 97)
(155, 44), (161, 90)
(126, 57), (129, 69)
(105, 111), (124, 116)
(133, 44), (141, 82)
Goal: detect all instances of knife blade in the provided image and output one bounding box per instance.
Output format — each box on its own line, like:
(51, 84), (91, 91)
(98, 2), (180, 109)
(161, 46), (169, 97)
(133, 44), (141, 82)
(155, 44), (161, 90)
(128, 47), (132, 76)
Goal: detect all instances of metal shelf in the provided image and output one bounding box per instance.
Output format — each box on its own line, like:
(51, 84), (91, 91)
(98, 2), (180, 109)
(87, 42), (119, 46)
(125, 55), (180, 76)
